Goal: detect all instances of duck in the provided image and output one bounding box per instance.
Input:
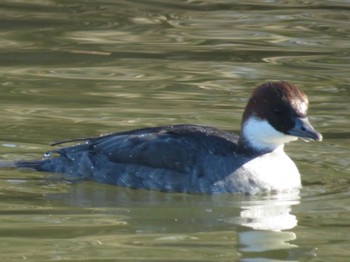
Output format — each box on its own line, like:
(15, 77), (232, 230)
(15, 81), (322, 194)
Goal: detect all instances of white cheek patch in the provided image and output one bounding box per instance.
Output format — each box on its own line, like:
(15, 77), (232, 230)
(242, 117), (297, 152)
(299, 101), (307, 115)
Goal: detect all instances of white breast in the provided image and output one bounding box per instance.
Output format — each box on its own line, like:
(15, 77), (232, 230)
(227, 148), (301, 194)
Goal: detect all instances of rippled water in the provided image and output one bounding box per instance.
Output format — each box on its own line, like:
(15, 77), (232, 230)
(0, 0), (349, 261)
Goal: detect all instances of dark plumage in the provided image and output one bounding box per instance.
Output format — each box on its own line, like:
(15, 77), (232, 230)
(17, 124), (249, 193)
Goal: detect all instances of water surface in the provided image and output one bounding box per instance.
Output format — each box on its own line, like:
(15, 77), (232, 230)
(0, 0), (349, 261)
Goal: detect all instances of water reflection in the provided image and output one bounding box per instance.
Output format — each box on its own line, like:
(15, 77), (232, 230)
(44, 182), (302, 260)
(236, 194), (300, 261)
(239, 194), (299, 231)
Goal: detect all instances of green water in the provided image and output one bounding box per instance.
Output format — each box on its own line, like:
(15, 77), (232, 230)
(0, 0), (349, 261)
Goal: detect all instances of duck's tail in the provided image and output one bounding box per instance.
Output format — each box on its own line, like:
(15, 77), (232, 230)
(14, 160), (44, 170)
(0, 161), (16, 168)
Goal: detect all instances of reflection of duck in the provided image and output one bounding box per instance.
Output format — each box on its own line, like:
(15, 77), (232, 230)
(239, 194), (299, 231)
(237, 194), (301, 260)
(239, 230), (298, 257)
(15, 81), (322, 194)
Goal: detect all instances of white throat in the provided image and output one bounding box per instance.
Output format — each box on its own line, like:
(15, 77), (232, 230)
(242, 117), (297, 152)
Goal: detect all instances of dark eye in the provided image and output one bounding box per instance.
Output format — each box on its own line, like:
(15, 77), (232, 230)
(273, 108), (282, 115)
